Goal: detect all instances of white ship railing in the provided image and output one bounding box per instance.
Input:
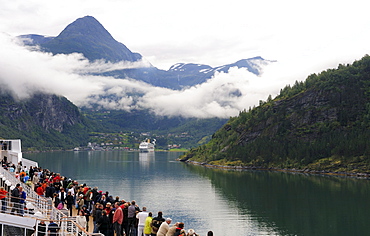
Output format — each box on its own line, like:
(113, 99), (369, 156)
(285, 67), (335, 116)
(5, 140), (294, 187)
(0, 167), (104, 236)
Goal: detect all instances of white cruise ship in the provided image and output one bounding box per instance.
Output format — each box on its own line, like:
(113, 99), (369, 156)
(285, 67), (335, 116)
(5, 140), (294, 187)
(139, 139), (156, 152)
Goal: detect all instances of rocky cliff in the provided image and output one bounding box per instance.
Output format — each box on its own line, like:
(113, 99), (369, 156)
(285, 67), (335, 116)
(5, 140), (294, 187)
(0, 93), (92, 150)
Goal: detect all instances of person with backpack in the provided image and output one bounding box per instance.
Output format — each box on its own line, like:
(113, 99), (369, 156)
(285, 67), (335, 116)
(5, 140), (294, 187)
(151, 211), (165, 235)
(174, 222), (186, 236)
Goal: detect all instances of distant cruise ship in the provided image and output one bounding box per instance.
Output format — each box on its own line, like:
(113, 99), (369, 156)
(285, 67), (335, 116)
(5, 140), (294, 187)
(139, 139), (156, 152)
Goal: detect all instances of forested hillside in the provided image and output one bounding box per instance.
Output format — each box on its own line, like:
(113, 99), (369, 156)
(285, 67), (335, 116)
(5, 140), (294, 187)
(182, 55), (370, 174)
(0, 93), (94, 151)
(83, 109), (227, 148)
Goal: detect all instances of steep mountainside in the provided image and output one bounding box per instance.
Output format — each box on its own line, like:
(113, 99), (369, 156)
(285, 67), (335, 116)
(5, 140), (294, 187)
(19, 16), (271, 90)
(39, 16), (142, 62)
(0, 93), (93, 151)
(182, 55), (370, 174)
(11, 16), (271, 150)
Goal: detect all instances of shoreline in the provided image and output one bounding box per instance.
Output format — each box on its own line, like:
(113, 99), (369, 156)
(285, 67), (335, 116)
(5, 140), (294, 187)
(182, 160), (370, 179)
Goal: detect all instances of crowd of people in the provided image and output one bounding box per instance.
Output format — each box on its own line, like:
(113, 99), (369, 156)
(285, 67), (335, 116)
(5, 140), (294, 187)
(1, 160), (214, 236)
(0, 158), (29, 216)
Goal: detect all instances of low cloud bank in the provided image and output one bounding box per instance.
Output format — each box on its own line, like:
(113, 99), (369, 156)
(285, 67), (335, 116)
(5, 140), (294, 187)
(0, 33), (356, 119)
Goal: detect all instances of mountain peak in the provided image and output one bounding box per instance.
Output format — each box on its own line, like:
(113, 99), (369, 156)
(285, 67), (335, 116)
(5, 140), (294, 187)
(57, 16), (112, 41)
(39, 16), (142, 62)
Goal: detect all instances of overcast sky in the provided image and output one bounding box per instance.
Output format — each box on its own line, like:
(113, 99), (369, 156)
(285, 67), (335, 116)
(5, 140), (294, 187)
(1, 0), (370, 118)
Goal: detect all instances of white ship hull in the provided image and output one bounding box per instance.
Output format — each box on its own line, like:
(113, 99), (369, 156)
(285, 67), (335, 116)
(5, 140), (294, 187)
(139, 139), (155, 152)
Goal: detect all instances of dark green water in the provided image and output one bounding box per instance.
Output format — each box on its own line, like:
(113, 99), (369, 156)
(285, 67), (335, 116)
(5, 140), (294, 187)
(26, 151), (370, 236)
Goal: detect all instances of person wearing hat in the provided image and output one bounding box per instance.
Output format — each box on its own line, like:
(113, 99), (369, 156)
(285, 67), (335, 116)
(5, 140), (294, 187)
(187, 229), (198, 236)
(76, 194), (85, 214)
(104, 202), (112, 214)
(157, 218), (172, 236)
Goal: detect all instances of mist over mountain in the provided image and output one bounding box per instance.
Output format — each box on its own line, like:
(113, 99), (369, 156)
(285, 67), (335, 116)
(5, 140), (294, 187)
(19, 16), (271, 90)
(0, 15), (281, 150)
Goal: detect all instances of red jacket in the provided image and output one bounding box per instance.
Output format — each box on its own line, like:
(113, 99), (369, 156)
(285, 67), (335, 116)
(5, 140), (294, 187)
(36, 186), (44, 196)
(113, 207), (123, 224)
(0, 189), (8, 199)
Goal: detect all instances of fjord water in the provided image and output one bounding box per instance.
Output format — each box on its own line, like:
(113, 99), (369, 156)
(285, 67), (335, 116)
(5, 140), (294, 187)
(27, 151), (370, 236)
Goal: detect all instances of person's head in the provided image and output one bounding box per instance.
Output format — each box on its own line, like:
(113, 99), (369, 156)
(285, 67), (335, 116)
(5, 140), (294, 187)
(142, 206), (147, 211)
(102, 210), (107, 215)
(158, 211), (163, 217)
(178, 222), (184, 229)
(166, 218), (172, 224)
(148, 212), (152, 217)
(207, 231), (213, 236)
(106, 202), (112, 208)
(188, 229), (195, 236)
(131, 200), (136, 205)
(79, 211), (84, 216)
(114, 202), (119, 208)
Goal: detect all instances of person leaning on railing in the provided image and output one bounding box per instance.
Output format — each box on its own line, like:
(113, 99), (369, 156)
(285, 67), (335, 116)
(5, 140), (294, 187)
(11, 183), (21, 215)
(0, 186), (8, 213)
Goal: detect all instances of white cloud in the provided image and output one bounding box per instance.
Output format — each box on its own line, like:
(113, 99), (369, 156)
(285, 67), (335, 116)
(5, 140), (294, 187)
(1, 0), (370, 119)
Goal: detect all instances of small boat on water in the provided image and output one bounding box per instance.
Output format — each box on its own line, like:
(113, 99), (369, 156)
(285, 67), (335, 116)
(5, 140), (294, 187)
(139, 138), (156, 152)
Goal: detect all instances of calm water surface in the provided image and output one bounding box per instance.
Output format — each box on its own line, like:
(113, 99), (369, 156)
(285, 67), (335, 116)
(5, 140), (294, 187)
(26, 151), (370, 236)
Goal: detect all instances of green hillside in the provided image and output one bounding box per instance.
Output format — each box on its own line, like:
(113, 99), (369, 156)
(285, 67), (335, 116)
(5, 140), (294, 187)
(0, 93), (94, 151)
(83, 109), (227, 149)
(181, 55), (370, 174)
